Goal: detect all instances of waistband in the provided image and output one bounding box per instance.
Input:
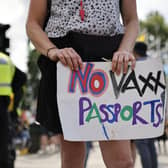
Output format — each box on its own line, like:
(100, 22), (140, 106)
(49, 32), (124, 61)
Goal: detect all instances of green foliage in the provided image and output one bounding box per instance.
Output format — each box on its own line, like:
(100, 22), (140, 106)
(23, 49), (40, 109)
(27, 49), (40, 99)
(140, 11), (168, 47)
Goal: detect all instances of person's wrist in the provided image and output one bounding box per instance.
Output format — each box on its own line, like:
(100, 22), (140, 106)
(47, 47), (59, 62)
(46, 47), (57, 58)
(116, 50), (133, 57)
(117, 46), (132, 53)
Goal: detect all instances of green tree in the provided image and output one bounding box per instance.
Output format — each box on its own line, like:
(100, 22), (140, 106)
(140, 11), (168, 48)
(23, 49), (40, 109)
(28, 49), (40, 98)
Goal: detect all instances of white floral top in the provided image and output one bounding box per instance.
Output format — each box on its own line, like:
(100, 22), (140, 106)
(45, 0), (125, 37)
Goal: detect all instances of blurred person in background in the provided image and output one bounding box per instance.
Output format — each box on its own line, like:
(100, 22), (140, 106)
(156, 70), (168, 155)
(8, 67), (27, 163)
(131, 42), (158, 168)
(13, 113), (31, 155)
(10, 67), (27, 123)
(0, 51), (15, 168)
(0, 23), (27, 168)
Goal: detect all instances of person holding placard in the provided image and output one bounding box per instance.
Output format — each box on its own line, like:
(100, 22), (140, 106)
(26, 0), (139, 167)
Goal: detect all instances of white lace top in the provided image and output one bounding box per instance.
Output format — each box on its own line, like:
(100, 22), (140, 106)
(45, 0), (125, 38)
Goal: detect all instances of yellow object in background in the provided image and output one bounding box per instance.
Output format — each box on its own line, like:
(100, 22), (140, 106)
(17, 108), (22, 117)
(0, 52), (15, 96)
(19, 148), (29, 156)
(137, 34), (146, 42)
(8, 93), (14, 112)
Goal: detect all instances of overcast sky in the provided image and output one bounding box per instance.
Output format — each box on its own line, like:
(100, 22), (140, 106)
(0, 0), (168, 72)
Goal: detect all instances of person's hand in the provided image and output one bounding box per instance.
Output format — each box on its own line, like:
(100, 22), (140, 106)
(111, 50), (136, 75)
(48, 47), (83, 71)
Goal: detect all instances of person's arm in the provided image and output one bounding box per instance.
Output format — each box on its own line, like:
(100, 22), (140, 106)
(112, 0), (139, 75)
(26, 0), (54, 56)
(26, 0), (82, 71)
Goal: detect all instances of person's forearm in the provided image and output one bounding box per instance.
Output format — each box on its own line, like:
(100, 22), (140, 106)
(26, 22), (56, 56)
(118, 19), (139, 52)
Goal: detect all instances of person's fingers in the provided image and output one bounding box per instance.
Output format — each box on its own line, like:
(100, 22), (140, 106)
(70, 48), (83, 69)
(55, 50), (67, 65)
(51, 48), (83, 71)
(62, 49), (74, 70)
(116, 54), (124, 75)
(112, 51), (136, 75)
(77, 56), (83, 69)
(112, 53), (119, 72)
(123, 55), (129, 74)
(48, 48), (67, 65)
(129, 54), (136, 70)
(67, 48), (79, 71)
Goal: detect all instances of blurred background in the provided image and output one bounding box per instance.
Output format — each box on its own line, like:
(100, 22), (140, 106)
(0, 0), (168, 168)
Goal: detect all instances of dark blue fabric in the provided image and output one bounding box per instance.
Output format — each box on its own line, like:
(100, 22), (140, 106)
(135, 139), (158, 168)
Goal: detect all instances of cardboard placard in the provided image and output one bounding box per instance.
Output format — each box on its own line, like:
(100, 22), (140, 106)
(57, 58), (166, 141)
